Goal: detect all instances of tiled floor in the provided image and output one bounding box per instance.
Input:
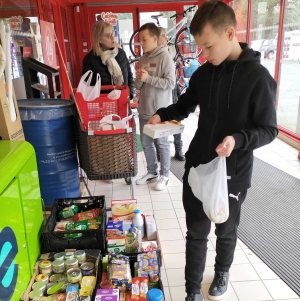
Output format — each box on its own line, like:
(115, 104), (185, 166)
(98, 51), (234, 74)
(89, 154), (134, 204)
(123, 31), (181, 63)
(87, 111), (300, 301)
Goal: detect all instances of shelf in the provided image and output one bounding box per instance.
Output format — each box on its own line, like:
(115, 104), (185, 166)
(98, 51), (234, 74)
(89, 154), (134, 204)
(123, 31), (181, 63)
(31, 83), (61, 97)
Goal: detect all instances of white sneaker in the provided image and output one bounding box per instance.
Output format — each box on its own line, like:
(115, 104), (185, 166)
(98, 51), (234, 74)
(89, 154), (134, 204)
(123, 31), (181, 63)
(136, 173), (158, 185)
(155, 175), (169, 191)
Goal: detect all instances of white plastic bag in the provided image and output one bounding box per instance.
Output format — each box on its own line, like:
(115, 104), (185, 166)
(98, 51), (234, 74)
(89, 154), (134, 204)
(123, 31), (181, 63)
(188, 156), (229, 223)
(99, 114), (133, 130)
(77, 70), (101, 101)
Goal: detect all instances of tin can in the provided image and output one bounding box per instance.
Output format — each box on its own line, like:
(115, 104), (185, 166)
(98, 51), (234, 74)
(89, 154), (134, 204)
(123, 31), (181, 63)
(55, 293), (67, 301)
(80, 261), (95, 276)
(50, 274), (62, 282)
(36, 273), (49, 283)
(64, 252), (74, 260)
(47, 282), (65, 295)
(74, 250), (86, 264)
(46, 282), (55, 291)
(65, 258), (78, 270)
(29, 289), (43, 300)
(52, 260), (65, 274)
(32, 297), (51, 301)
(54, 252), (65, 261)
(67, 268), (82, 284)
(32, 281), (46, 292)
(39, 260), (52, 274)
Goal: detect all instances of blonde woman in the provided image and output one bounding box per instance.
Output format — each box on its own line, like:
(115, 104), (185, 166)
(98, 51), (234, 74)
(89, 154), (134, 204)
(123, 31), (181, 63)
(82, 21), (134, 99)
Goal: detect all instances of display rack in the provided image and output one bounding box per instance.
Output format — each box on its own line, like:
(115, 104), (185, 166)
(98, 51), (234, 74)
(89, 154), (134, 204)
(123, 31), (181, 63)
(22, 57), (61, 98)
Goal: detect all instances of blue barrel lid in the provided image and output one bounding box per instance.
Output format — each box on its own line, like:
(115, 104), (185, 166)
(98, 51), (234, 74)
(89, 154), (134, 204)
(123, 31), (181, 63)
(146, 288), (164, 301)
(17, 99), (74, 108)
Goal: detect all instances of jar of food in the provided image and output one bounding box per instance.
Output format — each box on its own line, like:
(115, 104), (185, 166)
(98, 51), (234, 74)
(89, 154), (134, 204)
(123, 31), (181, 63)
(80, 261), (95, 276)
(100, 280), (113, 289)
(29, 289), (43, 300)
(65, 258), (78, 270)
(64, 252), (74, 260)
(32, 281), (46, 292)
(54, 252), (65, 261)
(49, 274), (62, 283)
(67, 268), (82, 284)
(39, 261), (52, 274)
(46, 282), (55, 291)
(52, 260), (65, 274)
(35, 274), (49, 283)
(74, 250), (86, 264)
(46, 281), (65, 295)
(146, 288), (164, 301)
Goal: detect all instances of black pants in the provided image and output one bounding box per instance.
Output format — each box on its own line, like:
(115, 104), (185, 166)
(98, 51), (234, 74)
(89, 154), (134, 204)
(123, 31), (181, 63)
(182, 169), (247, 294)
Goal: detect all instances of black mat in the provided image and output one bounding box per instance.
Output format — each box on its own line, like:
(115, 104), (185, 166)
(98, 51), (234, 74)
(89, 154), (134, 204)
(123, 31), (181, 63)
(170, 157), (300, 296)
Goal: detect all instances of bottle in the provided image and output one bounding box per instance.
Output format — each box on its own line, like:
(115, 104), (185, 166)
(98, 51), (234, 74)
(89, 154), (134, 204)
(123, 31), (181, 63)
(125, 228), (139, 253)
(132, 209), (144, 238)
(58, 205), (79, 219)
(146, 288), (164, 301)
(131, 223), (138, 234)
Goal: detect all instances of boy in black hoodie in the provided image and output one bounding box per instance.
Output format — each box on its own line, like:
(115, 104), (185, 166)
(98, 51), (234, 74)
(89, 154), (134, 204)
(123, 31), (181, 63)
(147, 1), (278, 301)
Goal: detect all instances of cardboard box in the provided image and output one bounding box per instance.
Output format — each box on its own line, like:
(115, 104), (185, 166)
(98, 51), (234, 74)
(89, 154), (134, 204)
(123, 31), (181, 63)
(21, 249), (100, 301)
(145, 215), (157, 241)
(0, 77), (25, 140)
(111, 199), (137, 221)
(143, 121), (184, 139)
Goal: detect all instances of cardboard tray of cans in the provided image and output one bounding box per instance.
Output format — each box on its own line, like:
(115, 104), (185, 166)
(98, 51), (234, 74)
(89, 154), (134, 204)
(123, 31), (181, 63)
(41, 196), (107, 254)
(21, 249), (101, 301)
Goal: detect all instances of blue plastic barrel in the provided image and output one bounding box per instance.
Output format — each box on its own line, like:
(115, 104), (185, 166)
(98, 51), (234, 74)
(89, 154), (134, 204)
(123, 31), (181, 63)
(18, 99), (80, 207)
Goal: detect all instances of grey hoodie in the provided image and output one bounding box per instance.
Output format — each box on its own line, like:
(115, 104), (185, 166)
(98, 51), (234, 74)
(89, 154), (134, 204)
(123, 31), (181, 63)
(135, 46), (175, 120)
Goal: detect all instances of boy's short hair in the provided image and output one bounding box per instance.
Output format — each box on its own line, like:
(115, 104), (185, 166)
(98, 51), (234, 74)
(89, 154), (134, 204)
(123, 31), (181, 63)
(139, 23), (160, 39)
(190, 0), (237, 36)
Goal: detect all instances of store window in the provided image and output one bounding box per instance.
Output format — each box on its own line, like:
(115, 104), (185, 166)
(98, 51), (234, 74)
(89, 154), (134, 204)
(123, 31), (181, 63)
(276, 1), (300, 133)
(229, 0), (248, 42)
(249, 0), (280, 77)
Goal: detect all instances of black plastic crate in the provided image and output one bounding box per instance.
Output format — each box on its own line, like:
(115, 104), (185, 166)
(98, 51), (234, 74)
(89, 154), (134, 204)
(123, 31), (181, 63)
(41, 196), (107, 253)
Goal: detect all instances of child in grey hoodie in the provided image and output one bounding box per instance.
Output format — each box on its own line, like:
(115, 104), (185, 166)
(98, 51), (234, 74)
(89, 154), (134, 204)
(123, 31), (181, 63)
(135, 23), (175, 191)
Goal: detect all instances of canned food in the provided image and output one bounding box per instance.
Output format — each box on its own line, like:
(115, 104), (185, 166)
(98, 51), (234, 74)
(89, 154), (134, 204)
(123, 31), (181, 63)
(46, 282), (56, 291)
(74, 250), (86, 264)
(35, 274), (49, 283)
(80, 261), (95, 276)
(67, 268), (82, 284)
(29, 289), (43, 300)
(64, 252), (74, 260)
(39, 260), (52, 274)
(47, 281), (65, 295)
(55, 293), (67, 301)
(32, 297), (51, 301)
(50, 274), (62, 282)
(32, 281), (46, 292)
(54, 252), (65, 261)
(52, 260), (65, 274)
(65, 258), (78, 270)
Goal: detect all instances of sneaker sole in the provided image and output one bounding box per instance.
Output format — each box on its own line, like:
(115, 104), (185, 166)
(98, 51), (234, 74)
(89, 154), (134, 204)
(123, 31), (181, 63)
(207, 289), (228, 301)
(136, 176), (158, 185)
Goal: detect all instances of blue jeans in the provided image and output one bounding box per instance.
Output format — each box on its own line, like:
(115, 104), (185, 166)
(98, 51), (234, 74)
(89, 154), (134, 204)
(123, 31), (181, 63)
(139, 118), (170, 177)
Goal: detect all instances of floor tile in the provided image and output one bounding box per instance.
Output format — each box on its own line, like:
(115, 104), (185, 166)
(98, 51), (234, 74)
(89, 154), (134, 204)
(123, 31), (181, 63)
(137, 202), (153, 212)
(202, 283), (239, 301)
(152, 201), (174, 210)
(112, 189), (132, 198)
(171, 201), (184, 209)
(205, 250), (217, 267)
(229, 264), (260, 281)
(158, 229), (184, 241)
(163, 287), (172, 301)
(160, 268), (168, 287)
(252, 262), (280, 279)
(167, 186), (183, 194)
(154, 209), (177, 220)
(174, 208), (185, 218)
(151, 194), (172, 202)
(156, 218), (180, 230)
(237, 238), (249, 249)
(163, 253), (185, 269)
(231, 280), (272, 301)
(232, 249), (250, 265)
(202, 268), (215, 284)
(169, 286), (186, 301)
(160, 240), (185, 254)
(136, 194), (152, 203)
(177, 217), (186, 228)
(263, 279), (299, 299)
(169, 193), (182, 201)
(166, 268), (184, 286)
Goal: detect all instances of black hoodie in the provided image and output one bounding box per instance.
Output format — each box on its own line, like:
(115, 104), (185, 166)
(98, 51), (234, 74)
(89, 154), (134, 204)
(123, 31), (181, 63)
(156, 43), (278, 191)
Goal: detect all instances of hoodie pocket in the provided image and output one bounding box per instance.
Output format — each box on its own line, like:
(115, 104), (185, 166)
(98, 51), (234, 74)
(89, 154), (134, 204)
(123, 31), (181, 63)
(226, 150), (237, 177)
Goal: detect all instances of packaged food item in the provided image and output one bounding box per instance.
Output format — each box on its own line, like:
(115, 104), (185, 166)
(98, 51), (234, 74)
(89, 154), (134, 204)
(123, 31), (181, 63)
(54, 221), (71, 232)
(64, 252), (75, 260)
(131, 278), (140, 300)
(125, 229), (139, 253)
(55, 293), (67, 301)
(36, 273), (49, 283)
(148, 272), (159, 283)
(66, 284), (79, 293)
(73, 208), (101, 222)
(107, 238), (126, 254)
(137, 252), (159, 277)
(52, 260), (65, 274)
(32, 297), (51, 301)
(65, 292), (78, 301)
(59, 205), (79, 219)
(106, 221), (124, 239)
(125, 292), (131, 301)
(39, 260), (52, 274)
(120, 291), (126, 301)
(48, 294), (58, 301)
(95, 289), (119, 298)
(54, 252), (65, 261)
(111, 199), (137, 221)
(80, 261), (95, 276)
(65, 258), (79, 270)
(67, 268), (82, 284)
(134, 262), (138, 278)
(74, 250), (86, 264)
(144, 216), (157, 241)
(143, 121), (184, 139)
(139, 277), (148, 301)
(65, 233), (83, 239)
(77, 297), (91, 301)
(47, 282), (65, 295)
(29, 290), (43, 300)
(50, 274), (62, 283)
(32, 281), (46, 292)
(141, 241), (158, 252)
(132, 210), (144, 238)
(146, 288), (164, 301)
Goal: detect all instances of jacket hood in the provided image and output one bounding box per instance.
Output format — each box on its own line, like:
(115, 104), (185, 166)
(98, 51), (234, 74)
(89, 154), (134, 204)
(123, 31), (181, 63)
(145, 45), (168, 57)
(208, 43), (260, 109)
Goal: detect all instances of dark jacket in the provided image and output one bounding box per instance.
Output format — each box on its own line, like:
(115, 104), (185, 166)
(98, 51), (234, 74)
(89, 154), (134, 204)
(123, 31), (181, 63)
(82, 48), (134, 99)
(156, 43), (278, 190)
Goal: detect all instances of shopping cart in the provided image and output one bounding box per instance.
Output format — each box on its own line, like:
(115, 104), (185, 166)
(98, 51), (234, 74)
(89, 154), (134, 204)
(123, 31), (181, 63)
(75, 86), (138, 197)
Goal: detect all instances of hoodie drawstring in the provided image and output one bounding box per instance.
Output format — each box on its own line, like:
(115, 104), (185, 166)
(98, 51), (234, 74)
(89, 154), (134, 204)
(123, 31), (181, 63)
(227, 62), (238, 109)
(208, 68), (215, 108)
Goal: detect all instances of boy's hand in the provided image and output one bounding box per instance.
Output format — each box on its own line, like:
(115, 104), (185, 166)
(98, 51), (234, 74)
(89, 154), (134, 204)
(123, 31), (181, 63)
(215, 136), (235, 157)
(147, 114), (161, 124)
(139, 68), (148, 82)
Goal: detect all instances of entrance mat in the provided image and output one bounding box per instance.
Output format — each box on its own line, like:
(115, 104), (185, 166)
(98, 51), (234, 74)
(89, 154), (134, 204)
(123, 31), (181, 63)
(170, 156), (300, 296)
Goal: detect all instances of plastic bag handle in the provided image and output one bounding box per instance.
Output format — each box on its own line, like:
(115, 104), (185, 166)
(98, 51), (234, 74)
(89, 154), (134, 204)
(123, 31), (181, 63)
(99, 122), (116, 130)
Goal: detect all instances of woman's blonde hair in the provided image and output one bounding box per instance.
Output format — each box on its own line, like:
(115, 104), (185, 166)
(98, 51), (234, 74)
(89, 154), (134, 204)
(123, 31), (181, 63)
(91, 21), (113, 56)
(158, 27), (167, 36)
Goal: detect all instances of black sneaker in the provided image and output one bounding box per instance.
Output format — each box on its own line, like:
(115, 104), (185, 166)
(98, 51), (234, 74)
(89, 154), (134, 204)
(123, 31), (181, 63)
(186, 293), (203, 301)
(175, 151), (185, 161)
(208, 271), (229, 300)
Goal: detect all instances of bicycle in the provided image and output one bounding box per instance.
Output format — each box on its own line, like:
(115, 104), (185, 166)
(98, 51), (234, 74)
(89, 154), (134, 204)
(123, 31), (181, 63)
(129, 6), (201, 61)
